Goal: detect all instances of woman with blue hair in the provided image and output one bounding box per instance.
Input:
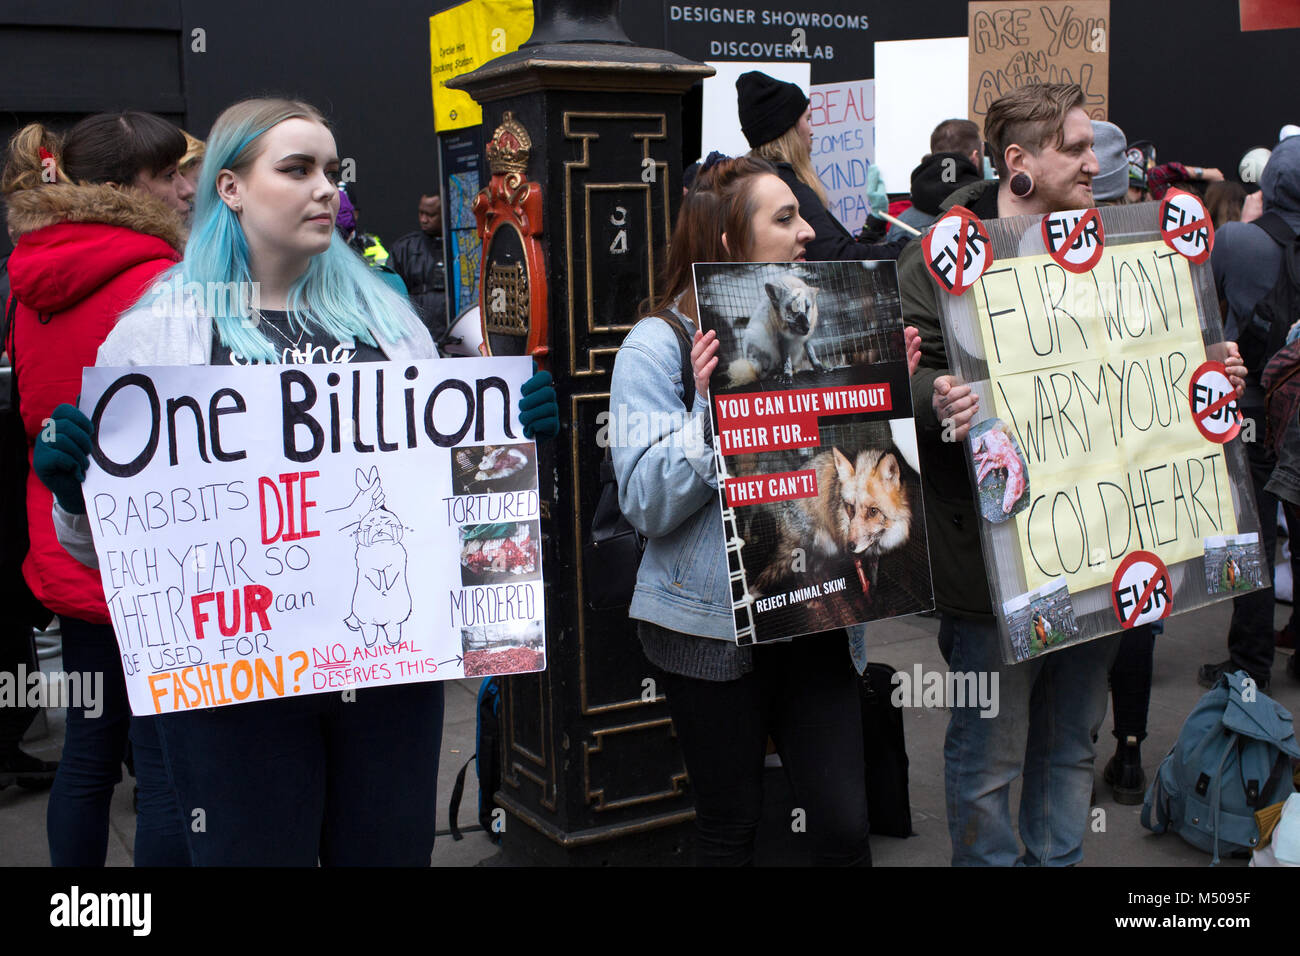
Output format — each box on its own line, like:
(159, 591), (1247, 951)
(33, 97), (559, 865)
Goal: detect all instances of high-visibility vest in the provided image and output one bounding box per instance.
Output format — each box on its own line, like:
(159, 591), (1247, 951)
(362, 234), (389, 267)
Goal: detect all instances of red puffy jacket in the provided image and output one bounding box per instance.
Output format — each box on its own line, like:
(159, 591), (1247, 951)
(5, 182), (183, 625)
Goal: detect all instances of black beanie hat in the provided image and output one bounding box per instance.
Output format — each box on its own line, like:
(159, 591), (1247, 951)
(736, 71), (808, 149)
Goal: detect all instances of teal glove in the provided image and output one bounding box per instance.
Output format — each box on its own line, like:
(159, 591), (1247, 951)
(866, 163), (888, 217)
(518, 366), (559, 441)
(32, 403), (92, 515)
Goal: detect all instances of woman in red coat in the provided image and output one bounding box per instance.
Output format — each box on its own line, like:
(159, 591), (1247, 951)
(3, 114), (193, 865)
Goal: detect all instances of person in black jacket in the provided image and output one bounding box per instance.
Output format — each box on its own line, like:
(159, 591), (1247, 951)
(886, 119), (985, 242)
(389, 192), (448, 341)
(737, 71), (906, 262)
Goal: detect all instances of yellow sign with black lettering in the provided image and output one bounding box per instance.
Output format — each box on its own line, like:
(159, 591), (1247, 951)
(970, 240), (1236, 593)
(429, 0), (533, 132)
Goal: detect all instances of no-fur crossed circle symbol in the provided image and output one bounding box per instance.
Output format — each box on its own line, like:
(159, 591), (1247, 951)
(1041, 208), (1105, 273)
(923, 205), (992, 296)
(1111, 550), (1172, 629)
(1188, 360), (1242, 443)
(1159, 188), (1215, 264)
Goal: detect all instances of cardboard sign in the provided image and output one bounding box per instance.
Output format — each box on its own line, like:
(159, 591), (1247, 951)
(923, 206), (992, 296)
(1111, 551), (1172, 628)
(1041, 208), (1105, 273)
(1188, 361), (1242, 443)
(809, 78), (876, 236)
(1159, 188), (1215, 264)
(692, 260), (932, 645)
(79, 359), (546, 715)
(968, 1), (1110, 123)
(933, 203), (1267, 663)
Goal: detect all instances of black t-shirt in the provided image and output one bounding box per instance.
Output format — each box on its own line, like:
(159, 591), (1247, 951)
(209, 309), (387, 366)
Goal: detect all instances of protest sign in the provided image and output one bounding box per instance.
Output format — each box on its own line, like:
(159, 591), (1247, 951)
(429, 0), (533, 132)
(932, 201), (1265, 663)
(967, 1), (1110, 124)
(694, 260), (932, 644)
(809, 78), (876, 236)
(1159, 188), (1215, 265)
(79, 358), (545, 715)
(923, 206), (993, 296)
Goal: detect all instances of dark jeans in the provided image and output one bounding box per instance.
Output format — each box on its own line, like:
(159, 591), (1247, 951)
(46, 616), (189, 866)
(1109, 624), (1155, 743)
(155, 680), (445, 865)
(1227, 417), (1278, 682)
(0, 620), (39, 754)
(654, 632), (869, 867)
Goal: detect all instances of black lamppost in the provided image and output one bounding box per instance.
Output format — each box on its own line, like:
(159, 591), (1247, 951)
(449, 1), (711, 864)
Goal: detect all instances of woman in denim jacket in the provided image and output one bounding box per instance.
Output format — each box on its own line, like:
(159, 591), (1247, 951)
(610, 155), (918, 865)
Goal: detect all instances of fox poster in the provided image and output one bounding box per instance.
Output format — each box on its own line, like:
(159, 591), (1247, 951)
(693, 260), (934, 644)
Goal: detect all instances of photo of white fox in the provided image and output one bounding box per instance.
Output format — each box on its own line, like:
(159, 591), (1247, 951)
(726, 272), (827, 386)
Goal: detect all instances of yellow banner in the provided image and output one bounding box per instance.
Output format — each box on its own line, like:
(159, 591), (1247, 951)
(430, 0), (534, 132)
(971, 240), (1237, 592)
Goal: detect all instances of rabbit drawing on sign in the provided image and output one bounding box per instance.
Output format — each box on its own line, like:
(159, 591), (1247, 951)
(339, 467), (412, 647)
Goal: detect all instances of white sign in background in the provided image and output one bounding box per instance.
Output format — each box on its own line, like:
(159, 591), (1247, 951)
(808, 78), (875, 236)
(79, 357), (545, 715)
(873, 37), (970, 195)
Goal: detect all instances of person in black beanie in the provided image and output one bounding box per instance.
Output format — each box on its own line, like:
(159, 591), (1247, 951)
(737, 70), (906, 262)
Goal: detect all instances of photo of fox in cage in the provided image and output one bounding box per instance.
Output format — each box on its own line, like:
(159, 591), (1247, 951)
(692, 260), (911, 401)
(726, 419), (933, 642)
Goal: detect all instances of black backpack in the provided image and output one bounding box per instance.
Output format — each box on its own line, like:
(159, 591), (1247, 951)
(1236, 212), (1300, 380)
(583, 312), (696, 610)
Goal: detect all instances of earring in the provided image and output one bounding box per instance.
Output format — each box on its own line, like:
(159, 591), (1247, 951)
(1009, 172), (1034, 198)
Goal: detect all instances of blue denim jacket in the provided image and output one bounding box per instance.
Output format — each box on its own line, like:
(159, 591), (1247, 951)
(609, 308), (734, 640)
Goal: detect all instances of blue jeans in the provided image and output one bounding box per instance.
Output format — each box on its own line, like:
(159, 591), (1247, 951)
(47, 617), (190, 866)
(939, 615), (1119, 866)
(154, 680), (445, 865)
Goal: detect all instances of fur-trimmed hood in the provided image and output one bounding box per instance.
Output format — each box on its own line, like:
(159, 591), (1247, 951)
(6, 181), (184, 249)
(6, 183), (184, 314)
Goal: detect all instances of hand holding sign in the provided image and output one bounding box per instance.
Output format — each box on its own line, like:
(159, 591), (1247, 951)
(1208, 341), (1248, 397)
(692, 328), (720, 400)
(905, 326), (921, 376)
(933, 376), (979, 440)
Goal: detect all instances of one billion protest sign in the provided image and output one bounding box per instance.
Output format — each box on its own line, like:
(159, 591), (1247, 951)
(78, 357), (546, 715)
(929, 193), (1265, 663)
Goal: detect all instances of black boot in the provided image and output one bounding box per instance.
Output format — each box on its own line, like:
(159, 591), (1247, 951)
(0, 748), (58, 791)
(1103, 735), (1145, 805)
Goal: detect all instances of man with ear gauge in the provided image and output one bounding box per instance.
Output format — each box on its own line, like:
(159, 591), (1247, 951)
(896, 83), (1246, 867)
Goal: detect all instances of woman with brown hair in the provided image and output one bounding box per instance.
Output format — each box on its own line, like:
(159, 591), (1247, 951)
(3, 112), (193, 865)
(609, 154), (918, 865)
